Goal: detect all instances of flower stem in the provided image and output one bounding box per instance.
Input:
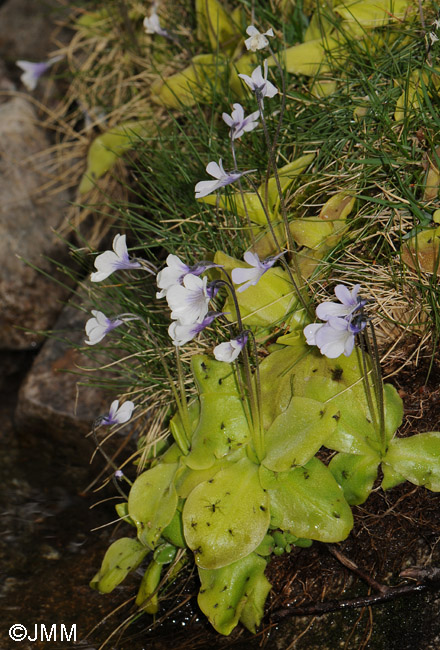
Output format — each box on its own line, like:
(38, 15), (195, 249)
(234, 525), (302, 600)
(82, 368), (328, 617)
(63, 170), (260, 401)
(231, 139), (256, 247)
(365, 321), (386, 452)
(216, 274), (264, 461)
(121, 314), (190, 453)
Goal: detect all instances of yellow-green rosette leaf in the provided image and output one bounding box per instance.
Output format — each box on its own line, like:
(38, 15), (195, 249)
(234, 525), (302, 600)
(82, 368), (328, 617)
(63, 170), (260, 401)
(136, 559), (162, 614)
(90, 537), (148, 593)
(260, 458), (354, 542)
(79, 120), (149, 194)
(382, 432), (440, 491)
(197, 553), (271, 635)
(335, 0), (410, 36)
(151, 54), (227, 109)
(128, 463), (178, 549)
(258, 155), (315, 219)
(184, 356), (250, 470)
(195, 0), (241, 55)
(272, 36), (340, 76)
(183, 457), (270, 569)
(329, 452), (379, 505)
(401, 225), (440, 275)
(199, 190), (266, 224)
(263, 396), (339, 472)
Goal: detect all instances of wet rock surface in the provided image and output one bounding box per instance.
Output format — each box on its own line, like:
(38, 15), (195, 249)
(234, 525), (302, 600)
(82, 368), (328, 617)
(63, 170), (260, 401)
(15, 295), (114, 474)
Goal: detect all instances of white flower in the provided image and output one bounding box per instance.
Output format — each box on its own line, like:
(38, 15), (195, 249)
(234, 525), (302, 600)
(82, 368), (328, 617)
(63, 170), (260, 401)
(244, 25), (274, 52)
(143, 8), (169, 37)
(304, 318), (356, 358)
(213, 333), (248, 363)
(316, 284), (365, 321)
(101, 400), (135, 426)
(156, 255), (220, 299)
(231, 251), (283, 293)
(195, 159), (253, 199)
(222, 103), (260, 141)
(91, 234), (141, 282)
(84, 310), (123, 345)
(16, 56), (62, 91)
(156, 254), (191, 298)
(238, 61), (278, 103)
(433, 18), (440, 30)
(168, 312), (219, 346)
(166, 273), (212, 324)
(429, 31), (439, 45)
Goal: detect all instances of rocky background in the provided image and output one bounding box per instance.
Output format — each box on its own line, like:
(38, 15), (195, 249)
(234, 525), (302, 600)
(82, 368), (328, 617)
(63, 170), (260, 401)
(0, 2), (123, 648)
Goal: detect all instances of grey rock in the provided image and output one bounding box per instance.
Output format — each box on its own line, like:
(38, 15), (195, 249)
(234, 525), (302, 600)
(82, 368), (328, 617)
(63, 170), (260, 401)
(15, 293), (133, 468)
(0, 0), (68, 62)
(0, 96), (73, 349)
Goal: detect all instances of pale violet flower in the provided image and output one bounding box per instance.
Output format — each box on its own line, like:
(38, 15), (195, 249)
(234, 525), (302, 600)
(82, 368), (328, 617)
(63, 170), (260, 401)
(156, 254), (220, 299)
(16, 56), (62, 91)
(84, 310), (123, 345)
(166, 273), (215, 324)
(231, 251), (283, 293)
(304, 317), (365, 359)
(101, 400), (135, 426)
(195, 159), (253, 199)
(316, 284), (366, 321)
(168, 312), (219, 346)
(244, 25), (274, 52)
(222, 103), (260, 141)
(304, 283), (367, 358)
(143, 8), (169, 37)
(213, 333), (248, 363)
(91, 234), (142, 282)
(238, 61), (278, 104)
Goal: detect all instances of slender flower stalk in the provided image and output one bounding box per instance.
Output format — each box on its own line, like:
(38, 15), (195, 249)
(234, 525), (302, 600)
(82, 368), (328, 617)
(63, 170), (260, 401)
(230, 131), (256, 247)
(214, 274), (264, 461)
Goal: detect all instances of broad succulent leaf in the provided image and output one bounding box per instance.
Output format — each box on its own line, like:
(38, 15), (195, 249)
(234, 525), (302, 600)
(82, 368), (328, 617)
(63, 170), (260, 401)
(197, 552), (271, 635)
(263, 396), (339, 471)
(90, 537), (148, 593)
(260, 458), (353, 542)
(128, 463), (178, 549)
(329, 452), (379, 505)
(185, 356), (250, 469)
(183, 457), (270, 569)
(382, 432), (440, 491)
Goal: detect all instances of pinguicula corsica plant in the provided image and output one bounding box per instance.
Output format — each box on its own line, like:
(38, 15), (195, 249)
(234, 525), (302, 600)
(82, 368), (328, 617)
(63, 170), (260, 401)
(87, 17), (440, 638)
